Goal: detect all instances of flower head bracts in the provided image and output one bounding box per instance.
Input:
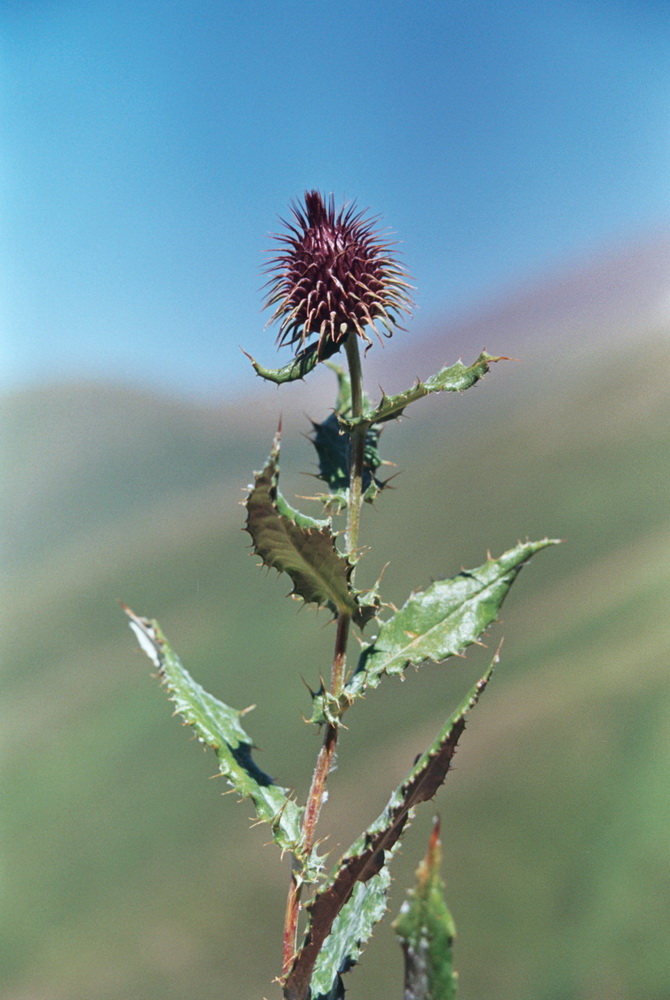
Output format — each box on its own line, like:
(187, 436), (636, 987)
(264, 190), (413, 357)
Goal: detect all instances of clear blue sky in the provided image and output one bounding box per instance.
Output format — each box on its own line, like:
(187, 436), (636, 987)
(3, 0), (669, 398)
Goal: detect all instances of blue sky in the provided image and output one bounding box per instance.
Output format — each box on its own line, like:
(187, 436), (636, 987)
(3, 0), (669, 398)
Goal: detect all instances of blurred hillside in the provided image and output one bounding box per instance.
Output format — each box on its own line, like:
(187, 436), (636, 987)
(2, 237), (670, 1000)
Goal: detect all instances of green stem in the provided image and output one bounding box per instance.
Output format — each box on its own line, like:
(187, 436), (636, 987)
(344, 333), (366, 562)
(282, 335), (367, 987)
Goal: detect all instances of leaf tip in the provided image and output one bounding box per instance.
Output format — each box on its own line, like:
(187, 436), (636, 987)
(122, 604), (163, 670)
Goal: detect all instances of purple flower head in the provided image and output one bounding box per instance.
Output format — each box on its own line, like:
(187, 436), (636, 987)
(264, 191), (413, 356)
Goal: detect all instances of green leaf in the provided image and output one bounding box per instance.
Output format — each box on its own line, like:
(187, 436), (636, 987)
(243, 337), (341, 384)
(284, 665), (494, 1000)
(310, 364), (387, 511)
(123, 606), (315, 866)
(344, 351), (506, 427)
(310, 538), (558, 723)
(245, 431), (378, 629)
(310, 865), (393, 1000)
(393, 817), (458, 1000)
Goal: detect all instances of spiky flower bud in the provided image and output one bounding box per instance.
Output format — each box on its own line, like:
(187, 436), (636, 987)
(264, 191), (413, 357)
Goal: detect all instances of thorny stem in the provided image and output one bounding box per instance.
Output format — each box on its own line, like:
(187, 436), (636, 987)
(282, 335), (367, 984)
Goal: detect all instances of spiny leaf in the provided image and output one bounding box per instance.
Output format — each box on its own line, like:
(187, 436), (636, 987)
(123, 607), (317, 868)
(245, 431), (378, 629)
(243, 337), (341, 384)
(310, 538), (558, 723)
(283, 664), (494, 1000)
(393, 817), (458, 1000)
(310, 364), (387, 511)
(310, 865), (393, 1000)
(310, 413), (385, 509)
(343, 351), (506, 428)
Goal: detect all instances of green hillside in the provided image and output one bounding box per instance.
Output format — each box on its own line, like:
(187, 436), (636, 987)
(2, 334), (669, 1000)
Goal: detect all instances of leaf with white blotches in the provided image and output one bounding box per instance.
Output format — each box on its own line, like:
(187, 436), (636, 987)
(284, 664), (494, 1000)
(309, 864), (394, 1000)
(123, 606), (322, 877)
(310, 538), (559, 723)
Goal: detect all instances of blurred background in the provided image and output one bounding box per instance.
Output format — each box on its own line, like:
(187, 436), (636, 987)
(2, 2), (670, 999)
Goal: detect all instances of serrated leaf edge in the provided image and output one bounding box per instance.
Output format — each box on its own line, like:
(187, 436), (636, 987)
(284, 661), (495, 1000)
(309, 538), (559, 724)
(245, 432), (378, 629)
(123, 605), (320, 868)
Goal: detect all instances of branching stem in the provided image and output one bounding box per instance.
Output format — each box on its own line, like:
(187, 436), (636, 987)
(282, 335), (367, 984)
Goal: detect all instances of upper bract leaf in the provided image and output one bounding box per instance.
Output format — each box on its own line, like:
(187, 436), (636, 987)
(243, 336), (342, 384)
(245, 432), (378, 629)
(343, 351), (506, 428)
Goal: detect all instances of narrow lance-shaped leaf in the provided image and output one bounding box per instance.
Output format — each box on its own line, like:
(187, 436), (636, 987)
(310, 863), (394, 1000)
(245, 431), (378, 629)
(283, 663), (495, 1000)
(393, 817), (458, 1000)
(342, 351), (507, 428)
(123, 607), (318, 871)
(310, 538), (558, 724)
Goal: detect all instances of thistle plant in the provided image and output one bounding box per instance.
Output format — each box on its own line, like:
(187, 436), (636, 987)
(125, 191), (557, 999)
